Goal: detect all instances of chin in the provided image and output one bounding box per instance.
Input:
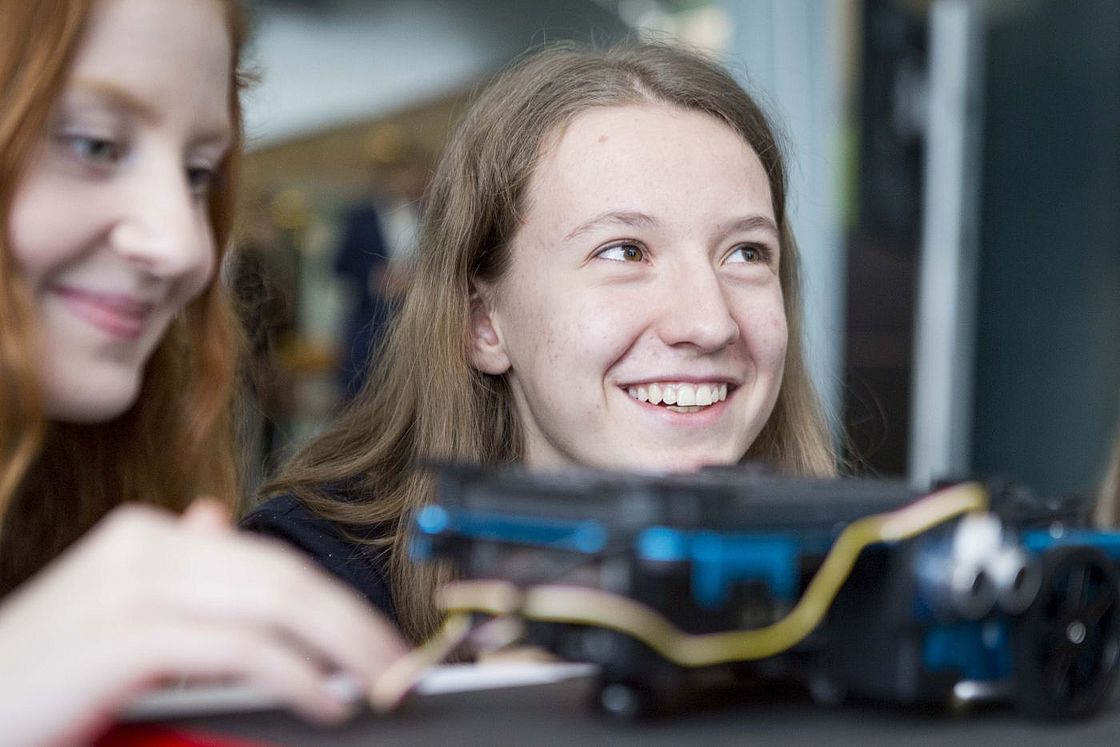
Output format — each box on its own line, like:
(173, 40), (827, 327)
(596, 450), (744, 475)
(45, 382), (141, 424)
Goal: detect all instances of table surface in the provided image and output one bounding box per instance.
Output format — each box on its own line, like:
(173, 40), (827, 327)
(161, 674), (1120, 746)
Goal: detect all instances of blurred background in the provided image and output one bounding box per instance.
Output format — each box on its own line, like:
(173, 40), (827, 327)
(230, 0), (1119, 499)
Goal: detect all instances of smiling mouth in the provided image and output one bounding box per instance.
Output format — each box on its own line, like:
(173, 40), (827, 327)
(625, 382), (730, 413)
(54, 287), (155, 340)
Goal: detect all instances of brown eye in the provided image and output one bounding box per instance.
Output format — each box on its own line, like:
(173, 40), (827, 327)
(622, 244), (643, 261)
(597, 242), (647, 263)
(728, 244), (770, 265)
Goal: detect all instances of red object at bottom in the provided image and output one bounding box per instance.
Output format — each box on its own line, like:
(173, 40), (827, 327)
(93, 724), (277, 747)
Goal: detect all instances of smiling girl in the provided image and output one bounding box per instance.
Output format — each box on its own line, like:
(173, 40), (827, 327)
(0, 1), (402, 743)
(247, 42), (836, 644)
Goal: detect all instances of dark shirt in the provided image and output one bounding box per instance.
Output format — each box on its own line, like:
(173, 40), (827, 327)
(241, 493), (398, 625)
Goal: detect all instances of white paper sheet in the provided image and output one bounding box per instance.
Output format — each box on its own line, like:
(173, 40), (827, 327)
(123, 661), (598, 721)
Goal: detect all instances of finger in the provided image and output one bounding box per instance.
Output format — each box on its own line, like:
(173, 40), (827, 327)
(158, 533), (408, 682)
(230, 544), (409, 678)
(118, 619), (359, 725)
(181, 498), (232, 532)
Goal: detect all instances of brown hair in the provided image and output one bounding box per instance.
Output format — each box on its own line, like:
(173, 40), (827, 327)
(1095, 429), (1120, 528)
(266, 42), (836, 641)
(0, 0), (248, 595)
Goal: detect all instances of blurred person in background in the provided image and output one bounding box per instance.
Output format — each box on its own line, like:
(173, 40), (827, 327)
(333, 126), (428, 402)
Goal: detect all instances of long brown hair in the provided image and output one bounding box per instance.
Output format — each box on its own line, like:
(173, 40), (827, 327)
(1095, 428), (1120, 528)
(266, 42), (836, 641)
(0, 0), (248, 595)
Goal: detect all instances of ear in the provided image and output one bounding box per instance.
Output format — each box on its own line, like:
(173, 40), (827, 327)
(468, 283), (511, 375)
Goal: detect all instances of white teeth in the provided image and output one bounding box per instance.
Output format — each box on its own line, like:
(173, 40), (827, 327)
(676, 385), (696, 406)
(625, 382), (730, 409)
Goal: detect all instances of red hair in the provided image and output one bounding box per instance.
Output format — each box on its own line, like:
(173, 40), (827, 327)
(0, 0), (248, 594)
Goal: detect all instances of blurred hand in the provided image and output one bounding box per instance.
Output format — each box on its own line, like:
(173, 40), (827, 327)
(0, 499), (406, 746)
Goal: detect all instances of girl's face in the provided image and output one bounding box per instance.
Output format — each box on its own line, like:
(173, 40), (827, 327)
(7, 0), (232, 422)
(470, 104), (788, 472)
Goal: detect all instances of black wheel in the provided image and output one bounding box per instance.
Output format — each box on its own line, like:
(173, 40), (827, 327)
(1013, 546), (1120, 719)
(594, 678), (659, 719)
(583, 629), (675, 718)
(806, 669), (848, 707)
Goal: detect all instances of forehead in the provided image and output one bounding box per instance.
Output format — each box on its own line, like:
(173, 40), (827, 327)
(71, 0), (231, 122)
(527, 104), (773, 223)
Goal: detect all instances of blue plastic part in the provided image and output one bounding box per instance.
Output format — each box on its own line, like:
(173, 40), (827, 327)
(694, 533), (800, 608)
(1022, 529), (1120, 560)
(637, 527), (799, 608)
(922, 620), (1012, 681)
(416, 507), (608, 554)
(416, 505), (449, 534)
(637, 526), (689, 561)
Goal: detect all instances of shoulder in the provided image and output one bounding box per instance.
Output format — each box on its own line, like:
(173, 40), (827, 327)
(241, 493), (398, 624)
(242, 492), (333, 536)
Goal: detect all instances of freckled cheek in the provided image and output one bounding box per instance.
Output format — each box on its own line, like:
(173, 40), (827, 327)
(497, 293), (559, 377)
(540, 306), (600, 367)
(739, 307), (789, 368)
(569, 296), (645, 362)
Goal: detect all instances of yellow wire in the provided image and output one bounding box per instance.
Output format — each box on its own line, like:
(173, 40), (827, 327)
(368, 581), (528, 711)
(442, 481), (990, 668)
(438, 578), (523, 616)
(369, 612), (473, 712)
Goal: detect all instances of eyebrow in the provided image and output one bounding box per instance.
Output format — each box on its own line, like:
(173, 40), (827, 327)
(563, 211), (657, 242)
(720, 215), (781, 241)
(69, 78), (160, 123)
(67, 78), (233, 146)
(562, 211), (781, 243)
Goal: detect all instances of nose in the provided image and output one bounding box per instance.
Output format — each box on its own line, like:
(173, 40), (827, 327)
(654, 261), (740, 352)
(108, 159), (212, 281)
